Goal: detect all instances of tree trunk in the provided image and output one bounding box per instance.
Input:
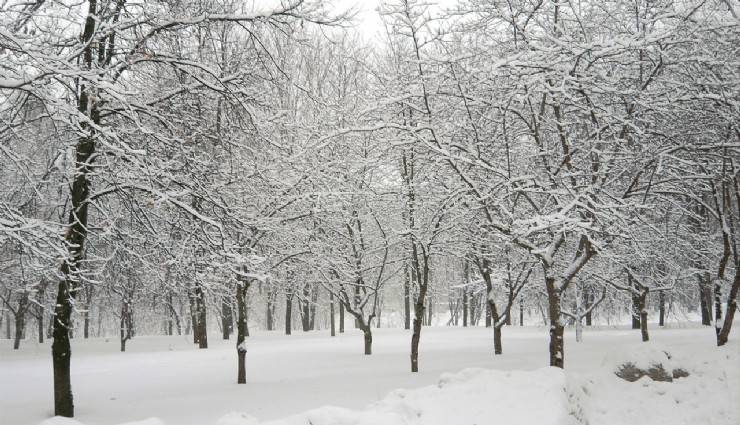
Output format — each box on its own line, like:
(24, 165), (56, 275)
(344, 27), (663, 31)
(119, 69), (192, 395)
(330, 293), (336, 337)
(638, 289), (649, 342)
(310, 285), (318, 330)
(361, 326), (372, 355)
(339, 300), (344, 333)
(658, 291), (665, 326)
(545, 276), (564, 368)
(584, 287), (593, 326)
(236, 280), (249, 384)
(519, 299), (524, 326)
(13, 291), (29, 349)
(194, 284), (208, 349)
(699, 273), (712, 326)
(717, 271), (739, 346)
(221, 299), (233, 340)
(404, 263), (411, 330)
(285, 290), (293, 336)
(462, 288), (468, 327)
(266, 292), (274, 331)
(410, 255), (428, 373)
(493, 324), (502, 355)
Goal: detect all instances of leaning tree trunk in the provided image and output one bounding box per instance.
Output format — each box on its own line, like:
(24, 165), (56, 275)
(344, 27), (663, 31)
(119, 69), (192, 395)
(717, 270), (739, 346)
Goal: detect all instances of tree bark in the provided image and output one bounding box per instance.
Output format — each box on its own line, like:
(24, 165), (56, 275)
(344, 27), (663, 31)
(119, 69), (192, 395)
(339, 300), (344, 333)
(221, 298), (233, 340)
(285, 289), (293, 336)
(13, 291), (29, 350)
(236, 279), (249, 384)
(658, 291), (665, 326)
(404, 263), (411, 330)
(330, 293), (336, 337)
(545, 275), (564, 368)
(699, 273), (713, 326)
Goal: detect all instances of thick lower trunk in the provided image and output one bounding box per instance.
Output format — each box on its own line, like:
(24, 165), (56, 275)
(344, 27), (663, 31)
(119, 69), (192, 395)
(717, 271), (739, 346)
(493, 324), (502, 355)
(52, 275), (76, 417)
(410, 316), (422, 372)
(638, 290), (649, 342)
(658, 291), (665, 326)
(546, 278), (564, 368)
(362, 327), (372, 355)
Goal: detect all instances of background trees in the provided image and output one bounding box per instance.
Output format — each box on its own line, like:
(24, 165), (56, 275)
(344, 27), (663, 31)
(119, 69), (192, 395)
(1, 0), (738, 420)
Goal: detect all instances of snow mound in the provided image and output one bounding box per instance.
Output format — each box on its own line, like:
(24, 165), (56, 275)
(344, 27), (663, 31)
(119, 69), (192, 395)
(572, 342), (740, 425)
(607, 342), (689, 382)
(257, 367), (572, 425)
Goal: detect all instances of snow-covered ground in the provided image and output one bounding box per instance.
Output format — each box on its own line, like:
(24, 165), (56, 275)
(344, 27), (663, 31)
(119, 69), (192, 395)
(1, 325), (738, 425)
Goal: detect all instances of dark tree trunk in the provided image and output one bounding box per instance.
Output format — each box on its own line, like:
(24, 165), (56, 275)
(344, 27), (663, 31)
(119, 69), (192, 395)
(717, 271), (739, 346)
(631, 294), (641, 329)
(519, 299), (524, 326)
(221, 299), (233, 340)
(361, 325), (372, 355)
(330, 293), (336, 337)
(404, 263), (411, 330)
(493, 324), (502, 355)
(236, 279), (249, 384)
(545, 276), (564, 368)
(310, 285), (318, 330)
(301, 284), (311, 332)
(119, 299), (133, 352)
(339, 300), (344, 333)
(13, 291), (29, 350)
(658, 291), (665, 326)
(462, 288), (468, 327)
(285, 290), (293, 336)
(266, 290), (275, 331)
(410, 251), (429, 373)
(505, 287), (514, 326)
(584, 287), (593, 326)
(637, 289), (649, 342)
(37, 281), (46, 343)
(699, 273), (713, 326)
(194, 284), (208, 349)
(485, 299), (492, 327)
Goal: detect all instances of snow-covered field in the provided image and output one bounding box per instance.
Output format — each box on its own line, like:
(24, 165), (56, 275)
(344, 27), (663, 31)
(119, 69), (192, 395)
(1, 325), (738, 425)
